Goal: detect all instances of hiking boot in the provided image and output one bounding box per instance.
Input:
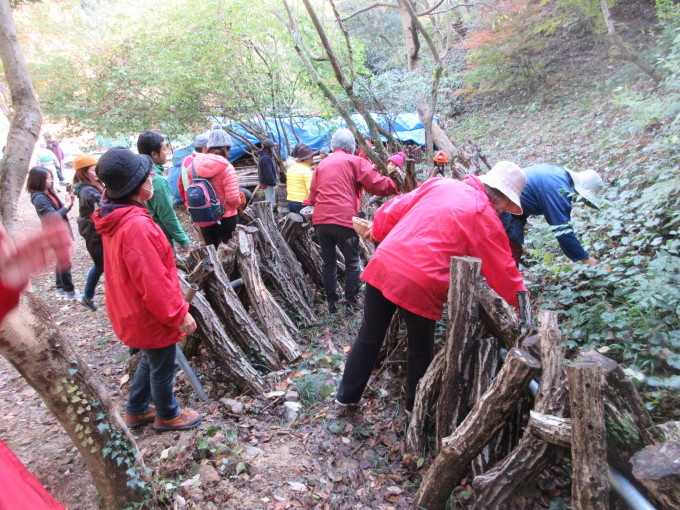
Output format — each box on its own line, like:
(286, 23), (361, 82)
(153, 408), (203, 432)
(79, 295), (98, 312)
(328, 301), (338, 314)
(345, 300), (362, 315)
(64, 290), (82, 301)
(55, 289), (65, 299)
(125, 405), (156, 429)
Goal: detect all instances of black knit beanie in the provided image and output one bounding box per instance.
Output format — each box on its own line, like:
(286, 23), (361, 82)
(96, 147), (152, 200)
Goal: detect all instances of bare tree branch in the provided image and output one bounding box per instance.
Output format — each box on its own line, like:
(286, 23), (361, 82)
(341, 2), (398, 22)
(330, 0), (355, 84)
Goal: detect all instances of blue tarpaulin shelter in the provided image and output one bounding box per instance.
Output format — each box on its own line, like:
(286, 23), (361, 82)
(168, 113), (426, 202)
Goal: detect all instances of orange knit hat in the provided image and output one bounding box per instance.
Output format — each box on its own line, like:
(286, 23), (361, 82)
(73, 153), (98, 171)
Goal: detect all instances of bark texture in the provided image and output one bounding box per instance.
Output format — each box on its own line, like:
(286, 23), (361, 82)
(631, 441), (680, 510)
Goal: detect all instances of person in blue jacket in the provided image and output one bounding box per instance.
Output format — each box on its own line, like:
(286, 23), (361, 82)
(501, 164), (603, 267)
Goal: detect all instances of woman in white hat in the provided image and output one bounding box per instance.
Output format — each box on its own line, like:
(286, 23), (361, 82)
(336, 161), (527, 413)
(500, 164), (604, 267)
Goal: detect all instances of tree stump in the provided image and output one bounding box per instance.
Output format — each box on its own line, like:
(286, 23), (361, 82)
(435, 256), (482, 446)
(567, 360), (610, 510)
(280, 212), (324, 288)
(187, 246), (281, 370)
(414, 348), (541, 510)
(631, 441), (680, 510)
(235, 227), (302, 363)
(178, 274), (265, 395)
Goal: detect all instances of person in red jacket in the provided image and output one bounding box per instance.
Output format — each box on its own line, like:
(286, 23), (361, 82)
(336, 161), (528, 412)
(178, 132), (209, 206)
(309, 128), (398, 314)
(92, 147), (203, 431)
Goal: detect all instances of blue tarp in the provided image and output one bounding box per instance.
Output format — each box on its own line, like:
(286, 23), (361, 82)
(168, 113), (426, 202)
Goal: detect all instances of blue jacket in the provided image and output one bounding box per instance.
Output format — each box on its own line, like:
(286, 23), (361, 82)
(501, 164), (589, 262)
(257, 150), (277, 186)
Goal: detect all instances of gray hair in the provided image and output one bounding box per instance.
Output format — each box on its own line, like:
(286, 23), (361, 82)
(331, 128), (356, 154)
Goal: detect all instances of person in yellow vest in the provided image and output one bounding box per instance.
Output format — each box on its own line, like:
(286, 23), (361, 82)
(286, 143), (318, 213)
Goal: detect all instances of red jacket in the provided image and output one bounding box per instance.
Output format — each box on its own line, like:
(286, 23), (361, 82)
(92, 203), (189, 349)
(309, 149), (398, 228)
(177, 152), (198, 206)
(188, 153), (241, 219)
(362, 176), (525, 320)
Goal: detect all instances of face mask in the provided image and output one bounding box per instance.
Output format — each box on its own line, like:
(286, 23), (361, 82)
(141, 181), (154, 201)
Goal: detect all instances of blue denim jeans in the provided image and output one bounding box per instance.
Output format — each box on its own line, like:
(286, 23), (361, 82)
(84, 265), (103, 299)
(125, 343), (179, 420)
(264, 185), (276, 209)
(314, 223), (362, 303)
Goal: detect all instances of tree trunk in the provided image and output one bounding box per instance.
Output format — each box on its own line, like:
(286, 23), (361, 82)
(567, 360), (610, 510)
(0, 294), (151, 509)
(435, 256), (481, 445)
(631, 441), (680, 510)
(235, 226), (301, 363)
(0, 0), (43, 229)
(414, 348), (541, 510)
(177, 273), (265, 395)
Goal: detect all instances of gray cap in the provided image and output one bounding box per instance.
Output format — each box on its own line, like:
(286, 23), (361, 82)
(263, 138), (276, 149)
(207, 124), (233, 149)
(194, 132), (209, 148)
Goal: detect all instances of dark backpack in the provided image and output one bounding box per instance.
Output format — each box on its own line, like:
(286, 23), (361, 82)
(186, 163), (224, 227)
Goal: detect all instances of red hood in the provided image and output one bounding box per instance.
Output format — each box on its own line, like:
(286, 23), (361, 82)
(92, 203), (150, 237)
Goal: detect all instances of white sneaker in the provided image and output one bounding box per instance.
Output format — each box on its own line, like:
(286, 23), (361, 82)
(55, 289), (65, 299)
(64, 291), (82, 301)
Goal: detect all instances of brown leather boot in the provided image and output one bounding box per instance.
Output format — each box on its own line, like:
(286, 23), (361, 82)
(124, 405), (156, 429)
(152, 408), (203, 432)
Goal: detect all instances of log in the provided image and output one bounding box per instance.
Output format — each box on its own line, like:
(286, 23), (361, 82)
(647, 421), (680, 443)
(567, 359), (610, 510)
(358, 236), (375, 266)
(478, 284), (535, 349)
(471, 310), (567, 508)
(436, 256), (482, 446)
(242, 202), (316, 325)
(631, 441), (680, 510)
(187, 246), (281, 370)
(177, 273), (265, 395)
(517, 290), (532, 326)
(527, 411), (572, 449)
(414, 348), (541, 510)
(235, 227), (301, 363)
(406, 348), (445, 455)
(217, 241), (238, 278)
(280, 212), (324, 288)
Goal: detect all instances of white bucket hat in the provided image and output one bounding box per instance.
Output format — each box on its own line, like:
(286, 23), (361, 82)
(564, 167), (603, 208)
(479, 161), (526, 215)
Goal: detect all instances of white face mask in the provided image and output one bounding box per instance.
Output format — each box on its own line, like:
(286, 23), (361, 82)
(143, 183), (154, 201)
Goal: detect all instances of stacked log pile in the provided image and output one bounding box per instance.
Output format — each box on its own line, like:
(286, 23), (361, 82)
(409, 256), (678, 510)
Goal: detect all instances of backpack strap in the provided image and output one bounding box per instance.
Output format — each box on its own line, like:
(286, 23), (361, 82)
(190, 162), (199, 180)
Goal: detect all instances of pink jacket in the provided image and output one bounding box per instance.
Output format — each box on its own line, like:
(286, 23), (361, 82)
(309, 149), (398, 228)
(362, 176), (526, 320)
(190, 153), (241, 218)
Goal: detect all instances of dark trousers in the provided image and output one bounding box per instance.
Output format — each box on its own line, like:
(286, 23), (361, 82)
(200, 215), (238, 247)
(125, 343), (179, 420)
(337, 284), (435, 411)
(288, 201), (304, 214)
(55, 268), (74, 293)
(315, 223), (361, 303)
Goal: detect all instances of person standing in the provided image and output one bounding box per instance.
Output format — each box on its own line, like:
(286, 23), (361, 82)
(286, 143), (317, 213)
(35, 142), (63, 192)
(500, 163), (603, 266)
(309, 128), (399, 313)
(257, 139), (278, 209)
(26, 166), (80, 301)
(336, 161), (528, 412)
(92, 147), (203, 432)
(43, 133), (66, 185)
(72, 153), (104, 311)
(137, 130), (191, 252)
(178, 132), (209, 207)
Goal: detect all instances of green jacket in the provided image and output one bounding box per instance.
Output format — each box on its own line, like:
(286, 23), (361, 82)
(146, 164), (190, 249)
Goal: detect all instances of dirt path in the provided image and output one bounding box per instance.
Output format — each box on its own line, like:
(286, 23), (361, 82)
(1, 174), (419, 509)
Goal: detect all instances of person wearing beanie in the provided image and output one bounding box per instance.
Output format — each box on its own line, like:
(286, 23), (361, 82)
(336, 161), (527, 413)
(286, 143), (318, 214)
(309, 128), (399, 314)
(72, 153), (103, 311)
(178, 132), (209, 206)
(137, 130), (191, 251)
(257, 138), (278, 210)
(386, 152), (406, 171)
(319, 146), (331, 160)
(500, 163), (604, 267)
(92, 147), (203, 432)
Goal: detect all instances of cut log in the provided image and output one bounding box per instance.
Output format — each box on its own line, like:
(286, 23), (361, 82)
(471, 310), (567, 508)
(235, 227), (302, 363)
(478, 284), (535, 349)
(358, 236), (375, 266)
(414, 348), (541, 510)
(187, 246), (281, 370)
(631, 441), (680, 510)
(435, 256), (482, 446)
(178, 273), (265, 395)
(517, 290), (532, 326)
(280, 212), (324, 288)
(567, 359), (610, 510)
(242, 202), (316, 325)
(527, 411), (573, 449)
(406, 348), (445, 456)
(217, 241), (238, 278)
(647, 421), (680, 443)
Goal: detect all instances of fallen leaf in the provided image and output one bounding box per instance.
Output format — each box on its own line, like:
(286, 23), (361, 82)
(160, 448), (171, 459)
(119, 374), (130, 387)
(288, 481), (307, 492)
